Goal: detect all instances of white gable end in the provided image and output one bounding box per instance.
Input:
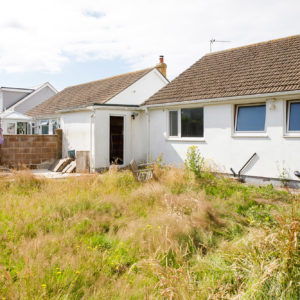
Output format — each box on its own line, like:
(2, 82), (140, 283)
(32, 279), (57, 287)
(12, 83), (57, 114)
(106, 69), (168, 106)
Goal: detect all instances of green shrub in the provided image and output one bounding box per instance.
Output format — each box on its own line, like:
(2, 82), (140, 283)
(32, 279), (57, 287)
(185, 146), (205, 177)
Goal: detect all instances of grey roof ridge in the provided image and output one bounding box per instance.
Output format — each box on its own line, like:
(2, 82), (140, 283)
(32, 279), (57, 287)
(205, 34), (300, 57)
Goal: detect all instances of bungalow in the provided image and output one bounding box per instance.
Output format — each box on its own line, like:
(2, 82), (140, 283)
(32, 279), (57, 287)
(144, 35), (300, 186)
(28, 35), (300, 186)
(0, 82), (57, 134)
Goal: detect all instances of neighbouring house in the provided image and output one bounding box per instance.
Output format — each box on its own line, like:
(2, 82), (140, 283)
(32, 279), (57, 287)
(27, 57), (169, 168)
(0, 82), (57, 134)
(27, 35), (300, 186)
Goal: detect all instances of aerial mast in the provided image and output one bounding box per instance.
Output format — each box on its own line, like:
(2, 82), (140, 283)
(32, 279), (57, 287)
(210, 38), (231, 52)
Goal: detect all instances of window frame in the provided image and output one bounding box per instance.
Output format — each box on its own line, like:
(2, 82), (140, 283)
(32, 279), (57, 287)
(286, 100), (300, 133)
(167, 107), (205, 141)
(168, 110), (179, 137)
(234, 103), (267, 133)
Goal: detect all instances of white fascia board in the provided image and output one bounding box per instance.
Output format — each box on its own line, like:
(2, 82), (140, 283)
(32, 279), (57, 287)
(34, 114), (61, 120)
(43, 82), (59, 93)
(9, 82), (58, 111)
(144, 89), (300, 109)
(57, 105), (145, 114)
(0, 87), (34, 93)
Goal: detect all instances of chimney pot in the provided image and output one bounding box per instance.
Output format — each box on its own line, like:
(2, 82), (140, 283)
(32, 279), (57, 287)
(159, 55), (164, 63)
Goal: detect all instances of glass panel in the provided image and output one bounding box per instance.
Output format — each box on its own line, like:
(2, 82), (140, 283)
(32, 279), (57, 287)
(169, 111), (178, 136)
(42, 125), (49, 135)
(17, 122), (28, 134)
(236, 105), (266, 131)
(31, 123), (35, 134)
(289, 102), (300, 131)
(181, 107), (203, 137)
(7, 123), (16, 134)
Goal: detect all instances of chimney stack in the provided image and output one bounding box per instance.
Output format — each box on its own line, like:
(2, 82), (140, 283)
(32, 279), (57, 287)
(156, 55), (167, 77)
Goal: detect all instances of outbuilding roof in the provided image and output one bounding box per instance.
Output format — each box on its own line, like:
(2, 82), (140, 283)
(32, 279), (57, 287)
(145, 35), (300, 105)
(28, 68), (154, 116)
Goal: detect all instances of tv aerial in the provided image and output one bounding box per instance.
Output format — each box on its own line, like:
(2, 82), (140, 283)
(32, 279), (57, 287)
(210, 38), (231, 52)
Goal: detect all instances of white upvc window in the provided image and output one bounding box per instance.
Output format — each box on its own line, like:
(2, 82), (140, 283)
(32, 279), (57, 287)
(38, 119), (60, 135)
(287, 100), (300, 133)
(167, 107), (204, 140)
(6, 121), (31, 135)
(234, 103), (266, 132)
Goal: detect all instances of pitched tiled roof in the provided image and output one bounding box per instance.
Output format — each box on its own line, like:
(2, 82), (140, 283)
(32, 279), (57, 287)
(28, 68), (154, 116)
(145, 35), (300, 105)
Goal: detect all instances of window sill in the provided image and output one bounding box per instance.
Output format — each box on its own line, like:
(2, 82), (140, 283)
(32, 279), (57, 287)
(166, 137), (206, 142)
(283, 133), (300, 138)
(231, 132), (268, 138)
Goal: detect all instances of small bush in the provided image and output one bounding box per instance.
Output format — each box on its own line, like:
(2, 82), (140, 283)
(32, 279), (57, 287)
(185, 146), (205, 177)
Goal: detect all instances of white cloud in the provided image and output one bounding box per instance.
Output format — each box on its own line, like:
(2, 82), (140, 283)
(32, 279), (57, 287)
(0, 0), (299, 78)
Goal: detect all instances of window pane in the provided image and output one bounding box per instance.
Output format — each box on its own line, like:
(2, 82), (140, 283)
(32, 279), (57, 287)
(181, 108), (203, 137)
(17, 122), (28, 135)
(236, 105), (266, 131)
(289, 102), (300, 131)
(169, 111), (178, 136)
(7, 123), (15, 134)
(42, 125), (49, 135)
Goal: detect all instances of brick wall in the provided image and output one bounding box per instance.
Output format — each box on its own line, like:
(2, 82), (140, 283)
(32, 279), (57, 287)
(0, 129), (63, 168)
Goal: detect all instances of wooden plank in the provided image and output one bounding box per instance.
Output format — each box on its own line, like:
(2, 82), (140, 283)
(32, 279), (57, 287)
(66, 161), (76, 173)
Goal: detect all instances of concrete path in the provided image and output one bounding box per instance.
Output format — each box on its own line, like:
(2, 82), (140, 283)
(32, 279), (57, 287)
(31, 169), (82, 179)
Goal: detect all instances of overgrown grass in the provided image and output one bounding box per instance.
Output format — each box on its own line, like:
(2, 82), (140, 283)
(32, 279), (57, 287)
(0, 168), (299, 299)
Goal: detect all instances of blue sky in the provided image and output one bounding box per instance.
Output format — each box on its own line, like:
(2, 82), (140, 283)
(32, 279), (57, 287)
(0, 0), (299, 91)
(0, 58), (131, 91)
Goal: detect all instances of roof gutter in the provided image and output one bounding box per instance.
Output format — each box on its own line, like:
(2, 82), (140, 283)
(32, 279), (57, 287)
(143, 89), (300, 109)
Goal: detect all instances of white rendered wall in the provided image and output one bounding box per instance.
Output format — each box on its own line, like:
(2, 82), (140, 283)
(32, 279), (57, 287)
(60, 111), (92, 158)
(60, 109), (147, 170)
(94, 109), (147, 169)
(106, 69), (168, 105)
(149, 99), (300, 181)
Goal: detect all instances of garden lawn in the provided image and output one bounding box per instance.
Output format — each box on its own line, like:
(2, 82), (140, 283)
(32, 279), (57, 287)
(0, 167), (299, 299)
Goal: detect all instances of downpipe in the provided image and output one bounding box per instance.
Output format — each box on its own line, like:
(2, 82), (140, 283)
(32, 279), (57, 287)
(89, 107), (96, 173)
